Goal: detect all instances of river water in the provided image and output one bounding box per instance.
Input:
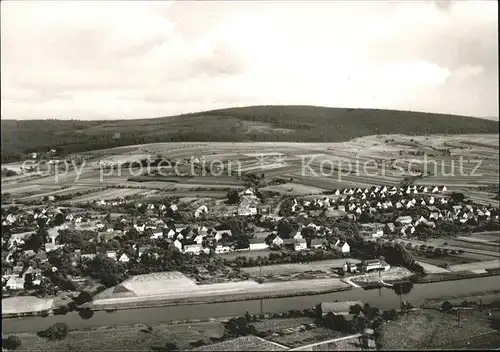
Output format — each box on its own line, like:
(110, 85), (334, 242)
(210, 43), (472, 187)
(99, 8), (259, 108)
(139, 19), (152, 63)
(3, 276), (500, 333)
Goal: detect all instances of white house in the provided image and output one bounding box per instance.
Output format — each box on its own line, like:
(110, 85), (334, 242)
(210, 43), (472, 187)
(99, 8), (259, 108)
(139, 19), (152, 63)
(5, 277), (25, 290)
(194, 234), (205, 244)
(118, 253), (130, 263)
(150, 229), (164, 239)
(295, 238), (307, 251)
(396, 216), (413, 225)
(293, 231), (303, 240)
(334, 240), (350, 254)
(173, 239), (183, 251)
(272, 235), (284, 247)
(170, 204), (178, 212)
(134, 224), (145, 232)
(215, 244), (232, 254)
(106, 250), (117, 260)
(184, 243), (202, 255)
(371, 230), (384, 238)
(194, 205), (208, 218)
(166, 229), (176, 239)
(249, 239), (268, 251)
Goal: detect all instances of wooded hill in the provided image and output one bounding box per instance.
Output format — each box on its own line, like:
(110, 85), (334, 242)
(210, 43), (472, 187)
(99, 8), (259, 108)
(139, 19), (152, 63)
(2, 105), (498, 163)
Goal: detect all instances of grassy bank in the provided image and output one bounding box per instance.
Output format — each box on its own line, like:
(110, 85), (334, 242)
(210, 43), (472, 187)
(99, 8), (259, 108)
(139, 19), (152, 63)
(411, 270), (500, 284)
(87, 286), (353, 312)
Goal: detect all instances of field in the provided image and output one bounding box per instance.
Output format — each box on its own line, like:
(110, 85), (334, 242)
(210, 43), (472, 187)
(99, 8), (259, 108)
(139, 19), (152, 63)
(12, 321), (226, 351)
(2, 133), (498, 205)
(3, 296), (54, 316)
(241, 259), (361, 278)
(268, 327), (346, 349)
(68, 188), (155, 204)
(90, 273), (351, 309)
(379, 309), (497, 349)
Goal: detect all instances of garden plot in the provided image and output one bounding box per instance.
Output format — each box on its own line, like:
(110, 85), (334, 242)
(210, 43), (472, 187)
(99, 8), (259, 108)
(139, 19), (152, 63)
(448, 260), (500, 273)
(19, 186), (100, 201)
(415, 261), (451, 274)
(242, 259), (361, 278)
(2, 296), (54, 315)
(380, 309), (497, 350)
(261, 182), (327, 195)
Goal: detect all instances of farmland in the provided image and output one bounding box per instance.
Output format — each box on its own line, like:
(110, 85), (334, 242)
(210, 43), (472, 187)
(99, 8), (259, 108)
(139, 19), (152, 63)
(2, 133), (499, 206)
(12, 320), (226, 351)
(379, 309), (498, 350)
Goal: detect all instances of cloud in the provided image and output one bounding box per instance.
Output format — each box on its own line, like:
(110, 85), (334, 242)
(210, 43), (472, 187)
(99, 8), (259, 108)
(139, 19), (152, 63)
(1, 0), (497, 120)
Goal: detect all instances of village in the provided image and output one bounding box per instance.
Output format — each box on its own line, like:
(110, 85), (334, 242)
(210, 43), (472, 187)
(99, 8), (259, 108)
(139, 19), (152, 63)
(2, 182), (498, 296)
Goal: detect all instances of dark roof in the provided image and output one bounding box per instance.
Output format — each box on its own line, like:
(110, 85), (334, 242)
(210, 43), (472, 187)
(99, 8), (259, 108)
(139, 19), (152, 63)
(249, 238), (265, 244)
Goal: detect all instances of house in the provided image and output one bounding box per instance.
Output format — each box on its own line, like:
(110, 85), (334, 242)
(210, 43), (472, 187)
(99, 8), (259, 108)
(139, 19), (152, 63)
(315, 301), (364, 317)
(395, 202), (403, 209)
(441, 186), (447, 192)
(5, 276), (25, 290)
(150, 229), (164, 239)
(429, 212), (442, 220)
(249, 238), (268, 251)
(333, 239), (350, 254)
(106, 250), (117, 260)
(194, 205), (208, 218)
(293, 231), (303, 240)
(166, 228), (176, 239)
(396, 216), (413, 225)
(134, 224), (145, 232)
(294, 238), (307, 251)
(385, 223), (395, 233)
(193, 234), (205, 244)
(371, 230), (384, 238)
(215, 243), (232, 254)
(272, 235), (284, 247)
(171, 239), (182, 251)
(184, 243), (203, 255)
(80, 253), (96, 261)
(325, 208), (347, 218)
(118, 253), (130, 263)
(309, 238), (324, 249)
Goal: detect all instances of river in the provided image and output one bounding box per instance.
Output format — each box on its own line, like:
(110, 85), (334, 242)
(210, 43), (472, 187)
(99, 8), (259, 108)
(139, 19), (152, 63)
(3, 276), (500, 334)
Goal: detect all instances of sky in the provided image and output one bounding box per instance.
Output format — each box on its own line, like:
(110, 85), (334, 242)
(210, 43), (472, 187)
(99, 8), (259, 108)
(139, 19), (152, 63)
(1, 0), (498, 120)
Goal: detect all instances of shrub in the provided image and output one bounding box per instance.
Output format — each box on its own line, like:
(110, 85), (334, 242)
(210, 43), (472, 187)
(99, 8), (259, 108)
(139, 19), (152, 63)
(2, 335), (22, 350)
(441, 301), (453, 312)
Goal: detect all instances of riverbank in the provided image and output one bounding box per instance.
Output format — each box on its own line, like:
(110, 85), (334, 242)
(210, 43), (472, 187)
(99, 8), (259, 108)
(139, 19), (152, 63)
(4, 275), (500, 334)
(85, 285), (353, 312)
(411, 268), (500, 284)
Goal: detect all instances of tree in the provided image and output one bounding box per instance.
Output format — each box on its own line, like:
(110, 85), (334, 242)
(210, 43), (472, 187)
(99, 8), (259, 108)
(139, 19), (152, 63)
(226, 189), (240, 205)
(78, 308), (94, 320)
(451, 192), (465, 203)
(41, 322), (69, 340)
(74, 291), (93, 305)
(441, 301), (453, 312)
(382, 309), (398, 321)
(2, 335), (21, 350)
(277, 220), (296, 239)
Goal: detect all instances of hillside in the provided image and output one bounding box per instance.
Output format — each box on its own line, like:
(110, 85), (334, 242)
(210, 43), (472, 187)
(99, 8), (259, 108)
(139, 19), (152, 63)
(1, 105), (498, 163)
